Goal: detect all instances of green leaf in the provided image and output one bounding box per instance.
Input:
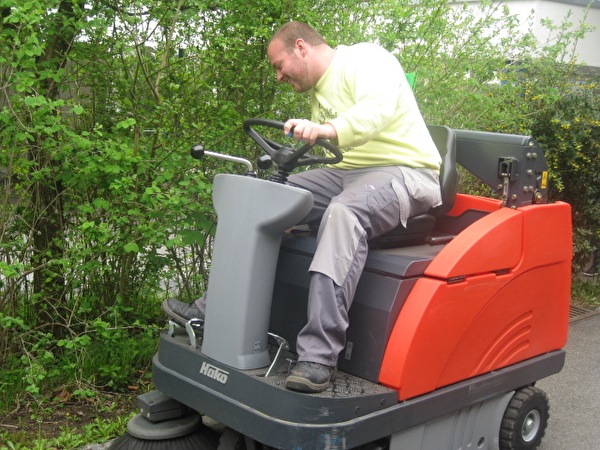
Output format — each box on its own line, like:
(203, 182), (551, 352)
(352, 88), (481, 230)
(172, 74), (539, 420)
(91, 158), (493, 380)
(92, 198), (111, 210)
(24, 95), (48, 106)
(124, 242), (140, 253)
(116, 118), (136, 129)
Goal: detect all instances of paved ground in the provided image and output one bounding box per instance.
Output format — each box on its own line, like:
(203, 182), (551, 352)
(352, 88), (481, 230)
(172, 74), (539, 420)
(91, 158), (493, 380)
(536, 310), (600, 449)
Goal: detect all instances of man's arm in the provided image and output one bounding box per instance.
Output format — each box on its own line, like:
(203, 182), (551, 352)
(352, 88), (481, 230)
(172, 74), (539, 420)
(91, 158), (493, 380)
(327, 46), (404, 148)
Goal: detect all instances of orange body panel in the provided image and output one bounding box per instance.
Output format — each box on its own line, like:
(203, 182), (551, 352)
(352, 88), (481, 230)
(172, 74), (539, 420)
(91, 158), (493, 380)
(427, 207), (523, 279)
(379, 200), (572, 400)
(446, 193), (502, 217)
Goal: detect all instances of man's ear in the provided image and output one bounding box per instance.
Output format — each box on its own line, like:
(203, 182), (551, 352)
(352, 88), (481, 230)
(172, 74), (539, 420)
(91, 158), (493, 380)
(295, 38), (307, 56)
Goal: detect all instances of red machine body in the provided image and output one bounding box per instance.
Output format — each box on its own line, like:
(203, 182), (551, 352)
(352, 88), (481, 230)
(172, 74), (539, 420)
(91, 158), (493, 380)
(380, 195), (572, 400)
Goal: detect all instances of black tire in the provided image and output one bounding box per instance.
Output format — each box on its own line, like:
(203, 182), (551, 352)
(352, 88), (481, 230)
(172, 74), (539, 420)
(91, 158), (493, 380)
(500, 386), (549, 450)
(218, 428), (246, 450)
(218, 427), (275, 450)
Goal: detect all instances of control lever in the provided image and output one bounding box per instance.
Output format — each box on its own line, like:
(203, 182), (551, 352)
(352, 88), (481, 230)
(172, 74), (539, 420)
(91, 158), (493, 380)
(265, 332), (290, 377)
(191, 145), (255, 176)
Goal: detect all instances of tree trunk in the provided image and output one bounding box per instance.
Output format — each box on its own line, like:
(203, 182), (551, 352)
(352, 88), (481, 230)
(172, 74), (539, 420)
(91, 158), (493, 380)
(28, 0), (85, 328)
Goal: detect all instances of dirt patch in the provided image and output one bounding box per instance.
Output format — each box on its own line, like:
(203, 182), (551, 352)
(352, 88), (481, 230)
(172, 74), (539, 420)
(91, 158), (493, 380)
(0, 393), (138, 447)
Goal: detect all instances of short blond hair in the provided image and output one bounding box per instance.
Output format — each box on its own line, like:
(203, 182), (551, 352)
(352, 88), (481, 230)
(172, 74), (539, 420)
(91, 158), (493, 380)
(270, 21), (327, 52)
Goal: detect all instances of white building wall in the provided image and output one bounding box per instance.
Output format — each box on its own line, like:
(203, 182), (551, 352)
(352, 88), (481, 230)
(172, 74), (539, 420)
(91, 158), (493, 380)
(459, 0), (600, 67)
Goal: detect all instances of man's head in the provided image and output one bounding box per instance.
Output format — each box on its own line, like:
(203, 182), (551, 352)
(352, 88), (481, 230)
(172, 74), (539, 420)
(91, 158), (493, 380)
(270, 21), (327, 51)
(267, 22), (333, 93)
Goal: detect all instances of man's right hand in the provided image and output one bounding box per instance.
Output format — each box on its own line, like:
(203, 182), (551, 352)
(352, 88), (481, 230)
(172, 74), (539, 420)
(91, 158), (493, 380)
(284, 119), (337, 145)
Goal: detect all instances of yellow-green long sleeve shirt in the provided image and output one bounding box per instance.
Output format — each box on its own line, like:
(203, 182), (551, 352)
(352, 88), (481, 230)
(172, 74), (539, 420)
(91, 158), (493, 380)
(310, 43), (441, 171)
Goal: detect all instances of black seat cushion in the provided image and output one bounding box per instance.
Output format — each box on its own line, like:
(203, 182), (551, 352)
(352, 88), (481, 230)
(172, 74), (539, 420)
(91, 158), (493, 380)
(369, 214), (436, 249)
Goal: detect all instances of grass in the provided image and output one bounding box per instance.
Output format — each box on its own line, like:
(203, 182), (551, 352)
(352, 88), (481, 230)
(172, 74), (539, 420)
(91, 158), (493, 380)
(0, 393), (137, 450)
(571, 276), (600, 310)
(0, 415), (132, 450)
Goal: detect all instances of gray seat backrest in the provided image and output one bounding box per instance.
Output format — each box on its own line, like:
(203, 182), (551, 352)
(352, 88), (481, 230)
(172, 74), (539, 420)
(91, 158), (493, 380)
(426, 125), (458, 217)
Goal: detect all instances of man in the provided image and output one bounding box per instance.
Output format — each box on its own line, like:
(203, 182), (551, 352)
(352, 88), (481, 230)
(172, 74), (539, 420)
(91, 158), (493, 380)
(163, 21), (442, 394)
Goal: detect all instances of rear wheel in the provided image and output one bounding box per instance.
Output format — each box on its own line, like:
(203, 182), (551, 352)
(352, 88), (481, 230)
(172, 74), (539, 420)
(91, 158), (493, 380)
(500, 386), (549, 449)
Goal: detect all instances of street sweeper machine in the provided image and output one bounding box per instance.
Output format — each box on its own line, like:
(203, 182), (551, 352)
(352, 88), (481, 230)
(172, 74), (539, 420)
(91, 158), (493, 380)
(110, 118), (572, 450)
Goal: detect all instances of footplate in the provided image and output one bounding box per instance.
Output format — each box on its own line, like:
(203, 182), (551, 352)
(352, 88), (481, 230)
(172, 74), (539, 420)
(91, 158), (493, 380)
(153, 330), (397, 424)
(152, 328), (566, 449)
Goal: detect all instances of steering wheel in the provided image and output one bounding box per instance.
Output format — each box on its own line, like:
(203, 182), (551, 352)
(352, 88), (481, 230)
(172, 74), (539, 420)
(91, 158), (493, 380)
(243, 118), (343, 174)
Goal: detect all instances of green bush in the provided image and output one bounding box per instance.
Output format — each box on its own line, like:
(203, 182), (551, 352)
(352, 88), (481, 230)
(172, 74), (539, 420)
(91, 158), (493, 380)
(530, 86), (600, 271)
(0, 306), (160, 411)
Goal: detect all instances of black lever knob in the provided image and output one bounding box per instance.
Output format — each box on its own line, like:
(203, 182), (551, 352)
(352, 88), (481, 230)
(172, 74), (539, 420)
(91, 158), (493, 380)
(257, 154), (273, 170)
(190, 145), (205, 159)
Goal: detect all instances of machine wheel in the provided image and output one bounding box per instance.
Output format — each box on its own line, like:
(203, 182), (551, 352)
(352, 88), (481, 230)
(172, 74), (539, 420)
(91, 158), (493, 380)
(217, 427), (274, 450)
(500, 386), (549, 450)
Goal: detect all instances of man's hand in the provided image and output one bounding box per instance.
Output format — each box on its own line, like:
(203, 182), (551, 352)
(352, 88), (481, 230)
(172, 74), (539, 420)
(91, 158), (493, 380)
(283, 119), (337, 145)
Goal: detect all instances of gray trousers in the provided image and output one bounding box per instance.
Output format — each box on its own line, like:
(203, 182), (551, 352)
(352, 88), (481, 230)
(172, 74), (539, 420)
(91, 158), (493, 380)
(286, 166), (441, 367)
(195, 166), (440, 367)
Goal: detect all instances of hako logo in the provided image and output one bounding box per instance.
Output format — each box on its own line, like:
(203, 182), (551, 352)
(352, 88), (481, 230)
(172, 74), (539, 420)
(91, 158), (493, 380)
(200, 361), (229, 384)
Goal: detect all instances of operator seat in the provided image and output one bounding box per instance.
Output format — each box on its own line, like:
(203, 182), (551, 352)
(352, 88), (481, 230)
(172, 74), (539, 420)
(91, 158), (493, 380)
(369, 125), (458, 249)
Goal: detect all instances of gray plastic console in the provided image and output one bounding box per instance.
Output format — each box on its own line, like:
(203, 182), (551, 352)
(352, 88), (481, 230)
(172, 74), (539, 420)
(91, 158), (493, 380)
(201, 174), (313, 369)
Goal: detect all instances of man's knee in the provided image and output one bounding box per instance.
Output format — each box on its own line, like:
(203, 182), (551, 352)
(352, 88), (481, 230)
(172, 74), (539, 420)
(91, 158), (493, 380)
(311, 203), (367, 286)
(332, 183), (401, 239)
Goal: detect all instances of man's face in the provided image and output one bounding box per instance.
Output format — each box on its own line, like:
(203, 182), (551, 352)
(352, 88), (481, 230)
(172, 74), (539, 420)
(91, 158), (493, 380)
(267, 39), (312, 93)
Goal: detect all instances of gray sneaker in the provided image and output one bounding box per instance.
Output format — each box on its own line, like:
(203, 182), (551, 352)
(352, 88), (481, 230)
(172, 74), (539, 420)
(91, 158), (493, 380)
(162, 298), (204, 325)
(285, 361), (335, 393)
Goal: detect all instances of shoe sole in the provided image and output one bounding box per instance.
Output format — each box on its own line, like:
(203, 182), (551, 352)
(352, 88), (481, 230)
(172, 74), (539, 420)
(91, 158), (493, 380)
(161, 299), (190, 326)
(285, 375), (331, 393)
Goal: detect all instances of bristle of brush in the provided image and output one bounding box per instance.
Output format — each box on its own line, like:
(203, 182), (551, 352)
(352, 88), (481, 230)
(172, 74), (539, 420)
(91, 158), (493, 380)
(109, 427), (219, 450)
